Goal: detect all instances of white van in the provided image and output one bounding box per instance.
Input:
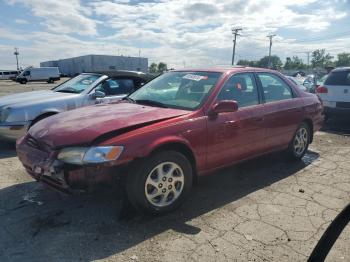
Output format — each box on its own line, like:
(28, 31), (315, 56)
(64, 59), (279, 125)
(0, 70), (19, 80)
(16, 67), (60, 84)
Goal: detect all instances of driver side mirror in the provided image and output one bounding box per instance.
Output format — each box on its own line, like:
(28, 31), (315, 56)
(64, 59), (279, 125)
(209, 100), (238, 117)
(91, 90), (106, 99)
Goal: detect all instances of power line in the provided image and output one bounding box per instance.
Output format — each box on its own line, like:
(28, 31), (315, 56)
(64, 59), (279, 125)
(231, 27), (242, 65)
(267, 34), (276, 68)
(276, 30), (350, 44)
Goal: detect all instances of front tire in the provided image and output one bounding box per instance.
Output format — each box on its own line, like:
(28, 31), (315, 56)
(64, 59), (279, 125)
(126, 151), (193, 215)
(287, 122), (310, 160)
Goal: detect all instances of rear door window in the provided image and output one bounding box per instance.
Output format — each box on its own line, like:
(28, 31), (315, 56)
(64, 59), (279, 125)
(324, 71), (350, 86)
(257, 73), (294, 103)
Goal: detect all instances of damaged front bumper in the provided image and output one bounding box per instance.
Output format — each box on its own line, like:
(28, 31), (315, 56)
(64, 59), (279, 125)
(16, 135), (126, 194)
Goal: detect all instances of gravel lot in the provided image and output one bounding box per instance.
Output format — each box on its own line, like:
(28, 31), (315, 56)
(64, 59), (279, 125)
(0, 80), (349, 262)
(0, 79), (69, 97)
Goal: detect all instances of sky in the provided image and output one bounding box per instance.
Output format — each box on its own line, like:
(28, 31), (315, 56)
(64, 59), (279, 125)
(0, 0), (350, 70)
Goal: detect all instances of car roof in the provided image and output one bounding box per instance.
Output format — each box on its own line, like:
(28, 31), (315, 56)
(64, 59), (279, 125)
(171, 66), (278, 74)
(331, 67), (350, 72)
(85, 70), (154, 80)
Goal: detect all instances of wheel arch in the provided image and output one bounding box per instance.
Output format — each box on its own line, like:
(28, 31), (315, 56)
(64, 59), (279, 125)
(149, 141), (198, 184)
(302, 118), (314, 143)
(29, 111), (59, 128)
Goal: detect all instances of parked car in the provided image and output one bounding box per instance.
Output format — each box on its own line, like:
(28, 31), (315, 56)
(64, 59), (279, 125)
(16, 67), (60, 84)
(0, 71), (154, 141)
(0, 70), (19, 80)
(285, 76), (308, 92)
(303, 74), (317, 93)
(316, 67), (350, 120)
(16, 67), (324, 214)
(317, 74), (328, 86)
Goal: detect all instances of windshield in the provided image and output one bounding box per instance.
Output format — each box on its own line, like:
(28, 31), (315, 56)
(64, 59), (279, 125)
(128, 71), (222, 110)
(54, 74), (101, 94)
(324, 71), (350, 86)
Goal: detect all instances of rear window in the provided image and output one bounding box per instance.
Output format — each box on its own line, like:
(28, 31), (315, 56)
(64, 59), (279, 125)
(324, 71), (350, 86)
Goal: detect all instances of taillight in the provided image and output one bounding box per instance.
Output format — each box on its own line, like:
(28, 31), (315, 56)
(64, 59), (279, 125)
(316, 86), (328, 93)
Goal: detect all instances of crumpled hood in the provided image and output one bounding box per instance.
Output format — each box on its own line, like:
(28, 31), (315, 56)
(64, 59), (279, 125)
(0, 90), (78, 108)
(29, 101), (190, 148)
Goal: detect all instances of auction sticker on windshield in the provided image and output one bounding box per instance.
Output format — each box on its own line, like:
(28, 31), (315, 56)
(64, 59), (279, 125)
(183, 74), (208, 81)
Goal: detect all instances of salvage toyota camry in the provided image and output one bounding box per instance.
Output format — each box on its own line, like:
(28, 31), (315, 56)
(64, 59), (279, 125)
(17, 67), (324, 214)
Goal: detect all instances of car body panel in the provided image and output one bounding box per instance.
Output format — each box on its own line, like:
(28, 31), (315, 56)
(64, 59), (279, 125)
(29, 101), (191, 148)
(206, 104), (266, 169)
(262, 98), (305, 150)
(16, 67), (324, 193)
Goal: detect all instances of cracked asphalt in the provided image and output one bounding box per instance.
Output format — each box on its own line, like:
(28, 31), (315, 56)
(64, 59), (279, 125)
(0, 81), (349, 261)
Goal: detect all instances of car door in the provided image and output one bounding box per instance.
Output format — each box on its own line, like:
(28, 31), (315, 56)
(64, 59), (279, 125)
(206, 72), (266, 169)
(255, 72), (304, 151)
(95, 78), (136, 104)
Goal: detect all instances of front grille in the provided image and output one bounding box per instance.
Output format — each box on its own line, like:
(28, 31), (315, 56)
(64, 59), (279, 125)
(26, 136), (40, 149)
(336, 102), (350, 109)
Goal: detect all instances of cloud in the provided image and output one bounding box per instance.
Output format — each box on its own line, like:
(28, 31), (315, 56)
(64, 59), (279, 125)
(1, 0), (349, 69)
(14, 19), (29, 24)
(183, 3), (219, 20)
(8, 0), (98, 35)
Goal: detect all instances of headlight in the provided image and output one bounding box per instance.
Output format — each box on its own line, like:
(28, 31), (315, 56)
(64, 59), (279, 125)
(0, 108), (11, 122)
(57, 146), (124, 165)
(57, 147), (86, 165)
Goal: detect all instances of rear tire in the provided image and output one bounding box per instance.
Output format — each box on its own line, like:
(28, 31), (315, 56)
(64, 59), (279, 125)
(20, 79), (27, 84)
(126, 150), (193, 215)
(286, 122), (310, 161)
(47, 78), (54, 83)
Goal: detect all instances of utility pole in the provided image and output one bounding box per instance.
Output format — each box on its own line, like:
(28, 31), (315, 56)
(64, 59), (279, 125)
(14, 47), (19, 70)
(267, 34), (276, 68)
(305, 51), (310, 67)
(231, 28), (242, 65)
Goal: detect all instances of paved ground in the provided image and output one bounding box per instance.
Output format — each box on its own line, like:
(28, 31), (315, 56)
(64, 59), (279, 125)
(0, 79), (68, 97)
(0, 81), (349, 261)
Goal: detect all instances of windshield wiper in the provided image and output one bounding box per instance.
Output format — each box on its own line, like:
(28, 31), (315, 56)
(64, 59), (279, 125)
(56, 90), (79, 94)
(123, 96), (136, 103)
(135, 99), (168, 108)
(55, 88), (79, 94)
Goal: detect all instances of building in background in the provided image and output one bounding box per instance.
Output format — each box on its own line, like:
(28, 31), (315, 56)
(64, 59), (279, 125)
(40, 54), (148, 76)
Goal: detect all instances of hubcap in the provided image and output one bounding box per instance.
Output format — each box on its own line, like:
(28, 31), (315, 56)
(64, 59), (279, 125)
(145, 162), (184, 207)
(293, 127), (308, 156)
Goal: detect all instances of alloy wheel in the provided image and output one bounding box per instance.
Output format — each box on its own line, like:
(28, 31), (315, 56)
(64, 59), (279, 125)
(293, 127), (308, 156)
(144, 162), (184, 207)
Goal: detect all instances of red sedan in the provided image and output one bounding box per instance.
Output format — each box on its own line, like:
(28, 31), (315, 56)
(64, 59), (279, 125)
(16, 67), (324, 214)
